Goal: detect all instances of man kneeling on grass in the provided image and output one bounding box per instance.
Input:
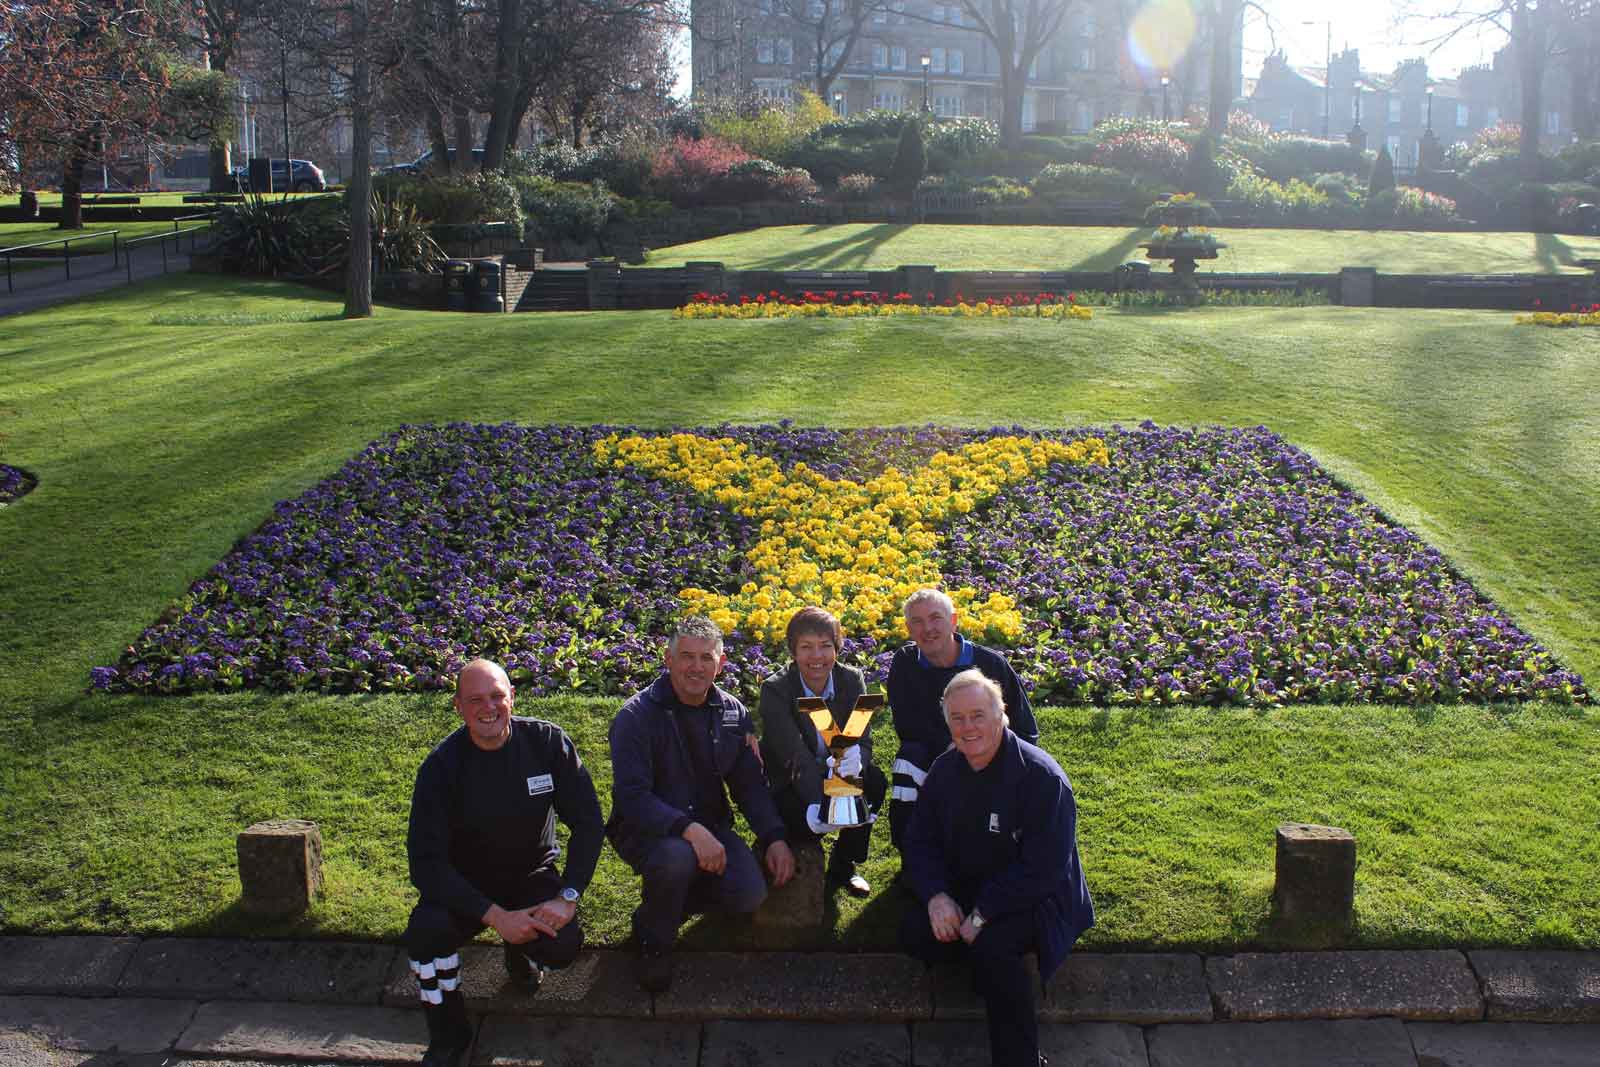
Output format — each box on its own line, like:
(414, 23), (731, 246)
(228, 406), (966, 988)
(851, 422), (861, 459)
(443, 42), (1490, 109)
(607, 614), (796, 992)
(404, 658), (605, 1067)
(900, 669), (1094, 1067)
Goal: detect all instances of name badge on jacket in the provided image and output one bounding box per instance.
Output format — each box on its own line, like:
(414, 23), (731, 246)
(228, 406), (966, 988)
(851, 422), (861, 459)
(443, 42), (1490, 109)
(722, 708), (743, 726)
(988, 812), (1000, 833)
(527, 774), (554, 796)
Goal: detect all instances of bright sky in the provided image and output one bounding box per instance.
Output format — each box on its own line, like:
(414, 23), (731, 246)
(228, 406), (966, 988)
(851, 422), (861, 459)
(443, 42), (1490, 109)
(669, 1), (1513, 99)
(1243, 1), (1509, 82)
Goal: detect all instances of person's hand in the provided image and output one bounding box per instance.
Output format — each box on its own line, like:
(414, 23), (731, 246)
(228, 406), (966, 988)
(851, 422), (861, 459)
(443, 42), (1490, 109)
(529, 896), (577, 937)
(484, 903), (542, 945)
(959, 912), (983, 945)
(805, 802), (842, 836)
(683, 822), (726, 874)
(746, 731), (764, 767)
(928, 893), (964, 943)
(765, 840), (795, 887)
(835, 744), (863, 779)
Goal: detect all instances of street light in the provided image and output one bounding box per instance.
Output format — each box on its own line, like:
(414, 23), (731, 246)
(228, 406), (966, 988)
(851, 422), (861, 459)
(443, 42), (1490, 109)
(1304, 20), (1331, 138)
(833, 90), (844, 116)
(921, 53), (931, 113)
(1160, 72), (1170, 121)
(1425, 87), (1433, 132)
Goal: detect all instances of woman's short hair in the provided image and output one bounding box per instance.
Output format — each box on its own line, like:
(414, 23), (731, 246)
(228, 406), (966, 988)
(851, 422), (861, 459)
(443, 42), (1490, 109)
(941, 668), (1009, 727)
(785, 605), (842, 656)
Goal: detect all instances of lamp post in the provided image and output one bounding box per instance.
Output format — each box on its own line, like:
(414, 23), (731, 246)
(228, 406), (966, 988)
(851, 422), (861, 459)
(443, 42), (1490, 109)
(921, 53), (931, 113)
(1304, 20), (1331, 138)
(1160, 73), (1170, 121)
(1425, 87), (1433, 132)
(834, 90), (844, 116)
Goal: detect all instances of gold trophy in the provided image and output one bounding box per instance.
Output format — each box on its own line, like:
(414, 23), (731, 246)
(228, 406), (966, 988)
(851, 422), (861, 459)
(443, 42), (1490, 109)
(798, 693), (884, 828)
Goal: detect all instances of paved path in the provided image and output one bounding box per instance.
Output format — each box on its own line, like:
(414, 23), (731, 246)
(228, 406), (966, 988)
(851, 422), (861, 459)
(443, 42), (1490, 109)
(2, 936), (1597, 1064)
(0, 245), (192, 319)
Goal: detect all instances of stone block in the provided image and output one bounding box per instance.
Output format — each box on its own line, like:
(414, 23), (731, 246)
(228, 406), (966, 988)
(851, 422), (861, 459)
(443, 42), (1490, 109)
(755, 842), (826, 929)
(912, 1021), (1148, 1066)
(1146, 1019), (1415, 1066)
(475, 1016), (700, 1066)
(1274, 823), (1355, 927)
(175, 1002), (423, 1062)
(0, 995), (198, 1055)
(1469, 950), (1600, 1022)
(0, 936), (139, 996)
(236, 819), (322, 916)
(702, 1020), (909, 1067)
(930, 958), (1038, 1020)
(1338, 267), (1377, 307)
(1206, 950), (1481, 1022)
(1406, 1021), (1600, 1066)
(383, 947), (649, 1018)
(654, 952), (931, 1021)
(1043, 953), (1212, 1024)
(120, 938), (396, 1004)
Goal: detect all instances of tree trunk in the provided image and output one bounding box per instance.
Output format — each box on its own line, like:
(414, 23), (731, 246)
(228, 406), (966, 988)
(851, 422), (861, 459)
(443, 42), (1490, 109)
(208, 141), (234, 194)
(482, 0), (522, 169)
(345, 0), (374, 319)
(60, 138), (90, 231)
(451, 106), (473, 173)
(1207, 0), (1239, 137)
(425, 105), (450, 170)
(1514, 0), (1543, 181)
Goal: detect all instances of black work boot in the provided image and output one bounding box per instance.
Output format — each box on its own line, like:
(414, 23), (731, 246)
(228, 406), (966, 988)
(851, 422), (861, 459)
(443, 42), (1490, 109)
(503, 942), (545, 991)
(420, 989), (472, 1067)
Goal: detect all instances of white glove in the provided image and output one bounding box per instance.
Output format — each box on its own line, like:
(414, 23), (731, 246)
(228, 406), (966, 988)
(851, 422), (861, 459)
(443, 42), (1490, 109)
(834, 744), (863, 779)
(805, 802), (844, 836)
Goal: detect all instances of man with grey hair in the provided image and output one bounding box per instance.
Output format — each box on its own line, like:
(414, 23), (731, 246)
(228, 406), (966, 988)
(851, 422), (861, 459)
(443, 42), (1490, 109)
(886, 588), (1038, 853)
(608, 615), (796, 992)
(901, 668), (1094, 1067)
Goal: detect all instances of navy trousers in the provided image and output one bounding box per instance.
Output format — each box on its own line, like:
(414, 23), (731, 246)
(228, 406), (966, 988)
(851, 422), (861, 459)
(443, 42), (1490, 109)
(633, 825), (767, 949)
(403, 867), (583, 1002)
(901, 900), (1040, 1067)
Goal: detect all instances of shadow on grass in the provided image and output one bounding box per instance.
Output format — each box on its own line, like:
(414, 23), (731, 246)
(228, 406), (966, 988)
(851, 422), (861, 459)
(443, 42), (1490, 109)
(1069, 228), (1151, 271)
(1535, 231), (1577, 273)
(747, 223), (908, 270)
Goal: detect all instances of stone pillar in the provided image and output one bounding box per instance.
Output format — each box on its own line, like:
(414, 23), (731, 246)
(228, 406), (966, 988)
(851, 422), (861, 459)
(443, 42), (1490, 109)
(685, 261), (727, 297)
(1338, 267), (1378, 306)
(898, 265), (938, 303)
(586, 260), (620, 310)
(237, 819), (322, 917)
(755, 841), (826, 929)
(1274, 823), (1355, 927)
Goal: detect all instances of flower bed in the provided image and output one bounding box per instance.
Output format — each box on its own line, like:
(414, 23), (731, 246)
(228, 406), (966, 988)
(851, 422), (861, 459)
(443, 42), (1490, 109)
(91, 423), (1588, 706)
(0, 463), (34, 505)
(674, 291), (1093, 321)
(1516, 303), (1600, 327)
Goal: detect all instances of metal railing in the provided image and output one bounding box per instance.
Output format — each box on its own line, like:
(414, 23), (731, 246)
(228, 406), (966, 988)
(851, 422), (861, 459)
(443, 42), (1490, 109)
(123, 218), (216, 283)
(1, 230), (122, 293)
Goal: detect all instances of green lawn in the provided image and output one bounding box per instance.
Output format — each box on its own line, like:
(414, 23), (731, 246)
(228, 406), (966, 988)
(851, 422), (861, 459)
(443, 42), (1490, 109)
(645, 223), (1600, 275)
(0, 275), (1595, 950)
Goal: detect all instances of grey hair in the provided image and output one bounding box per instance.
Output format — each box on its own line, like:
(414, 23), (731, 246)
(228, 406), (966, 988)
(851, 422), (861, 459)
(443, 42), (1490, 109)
(941, 668), (1009, 727)
(668, 614), (725, 656)
(902, 587), (955, 623)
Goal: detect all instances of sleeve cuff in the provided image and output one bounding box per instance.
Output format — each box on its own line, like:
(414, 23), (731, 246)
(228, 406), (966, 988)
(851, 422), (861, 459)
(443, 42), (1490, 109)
(668, 816), (695, 838)
(757, 826), (788, 852)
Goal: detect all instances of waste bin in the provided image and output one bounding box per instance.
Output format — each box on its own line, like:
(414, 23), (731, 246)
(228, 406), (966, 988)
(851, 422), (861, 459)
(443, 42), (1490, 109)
(444, 259), (474, 311)
(472, 259), (504, 312)
(19, 190), (38, 218)
(247, 157), (273, 194)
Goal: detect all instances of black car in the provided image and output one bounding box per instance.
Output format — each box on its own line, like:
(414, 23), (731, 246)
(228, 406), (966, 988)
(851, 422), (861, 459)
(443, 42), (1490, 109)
(379, 147), (485, 176)
(231, 158), (327, 193)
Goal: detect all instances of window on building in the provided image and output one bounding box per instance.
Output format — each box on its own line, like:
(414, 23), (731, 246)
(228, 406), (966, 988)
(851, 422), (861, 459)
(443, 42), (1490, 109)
(891, 0), (905, 22)
(1486, 106), (1498, 125)
(777, 37), (793, 64)
(873, 5), (886, 22)
(1076, 100), (1093, 131)
(1083, 12), (1096, 35)
(830, 0), (844, 14)
(872, 43), (888, 68)
(1456, 102), (1468, 127)
(1385, 134), (1400, 158)
(826, 40), (846, 66)
(1078, 46), (1094, 70)
(930, 46), (946, 73)
(757, 0), (772, 12)
(949, 48), (964, 73)
(931, 3), (943, 21)
(807, 0), (824, 16)
(1387, 97), (1401, 124)
(891, 45), (906, 69)
(1545, 110), (1560, 134)
(757, 37), (774, 63)
(755, 79), (795, 104)
(933, 94), (964, 116)
(873, 90), (906, 110)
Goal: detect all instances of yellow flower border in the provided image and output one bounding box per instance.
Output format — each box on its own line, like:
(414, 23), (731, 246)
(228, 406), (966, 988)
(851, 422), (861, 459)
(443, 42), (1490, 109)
(673, 300), (1093, 321)
(1514, 310), (1600, 327)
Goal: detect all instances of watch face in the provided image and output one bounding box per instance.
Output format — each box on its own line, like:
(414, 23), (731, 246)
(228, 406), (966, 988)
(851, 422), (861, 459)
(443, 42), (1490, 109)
(561, 887), (580, 903)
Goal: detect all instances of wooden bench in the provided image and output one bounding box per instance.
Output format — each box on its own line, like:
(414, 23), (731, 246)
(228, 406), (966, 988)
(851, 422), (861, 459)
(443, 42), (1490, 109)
(83, 195), (142, 205)
(915, 191), (983, 222)
(1052, 199), (1129, 225)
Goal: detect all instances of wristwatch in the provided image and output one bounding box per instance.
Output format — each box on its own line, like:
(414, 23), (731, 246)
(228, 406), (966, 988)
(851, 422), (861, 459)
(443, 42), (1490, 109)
(969, 910), (986, 931)
(560, 887), (580, 904)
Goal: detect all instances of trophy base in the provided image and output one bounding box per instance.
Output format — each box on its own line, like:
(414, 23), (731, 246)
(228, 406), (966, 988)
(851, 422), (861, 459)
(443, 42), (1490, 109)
(821, 794), (870, 829)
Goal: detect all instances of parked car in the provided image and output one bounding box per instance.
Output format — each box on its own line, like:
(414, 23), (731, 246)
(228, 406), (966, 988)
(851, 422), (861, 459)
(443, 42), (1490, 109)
(378, 147), (485, 177)
(231, 158), (327, 193)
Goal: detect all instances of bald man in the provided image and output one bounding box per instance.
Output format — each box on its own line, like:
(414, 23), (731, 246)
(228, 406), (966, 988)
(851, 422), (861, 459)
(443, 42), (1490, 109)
(404, 659), (605, 1067)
